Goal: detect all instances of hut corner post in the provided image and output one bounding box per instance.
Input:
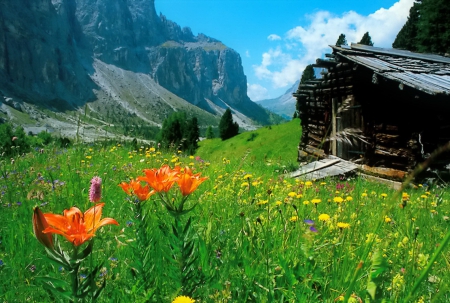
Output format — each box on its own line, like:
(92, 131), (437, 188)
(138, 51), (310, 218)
(332, 97), (337, 156)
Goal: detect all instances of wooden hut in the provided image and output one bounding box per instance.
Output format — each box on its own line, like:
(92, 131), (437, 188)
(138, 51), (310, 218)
(294, 43), (450, 181)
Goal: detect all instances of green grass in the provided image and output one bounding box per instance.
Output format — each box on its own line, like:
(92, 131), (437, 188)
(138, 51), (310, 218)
(0, 121), (449, 302)
(197, 119), (300, 171)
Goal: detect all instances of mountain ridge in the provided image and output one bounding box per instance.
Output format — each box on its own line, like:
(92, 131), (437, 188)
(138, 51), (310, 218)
(255, 80), (299, 120)
(0, 0), (283, 140)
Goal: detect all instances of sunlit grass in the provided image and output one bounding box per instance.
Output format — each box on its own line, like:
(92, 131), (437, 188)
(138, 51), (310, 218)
(0, 129), (449, 302)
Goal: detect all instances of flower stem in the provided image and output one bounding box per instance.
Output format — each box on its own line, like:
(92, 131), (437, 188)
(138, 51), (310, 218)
(71, 245), (80, 302)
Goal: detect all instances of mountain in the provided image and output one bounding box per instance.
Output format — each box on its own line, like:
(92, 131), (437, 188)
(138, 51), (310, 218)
(0, 0), (282, 140)
(255, 80), (299, 120)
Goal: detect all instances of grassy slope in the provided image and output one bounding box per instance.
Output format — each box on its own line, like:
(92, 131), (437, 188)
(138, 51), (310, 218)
(197, 118), (301, 167)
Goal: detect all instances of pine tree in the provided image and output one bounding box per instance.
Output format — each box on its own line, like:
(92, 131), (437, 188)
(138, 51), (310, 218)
(297, 65), (317, 114)
(205, 126), (215, 139)
(219, 108), (239, 140)
(158, 112), (186, 150)
(300, 64), (316, 85)
(392, 1), (421, 51)
(416, 0), (450, 54)
(358, 32), (374, 46)
(185, 117), (199, 154)
(335, 34), (347, 46)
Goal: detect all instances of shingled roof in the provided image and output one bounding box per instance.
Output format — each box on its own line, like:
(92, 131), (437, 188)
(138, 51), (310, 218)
(329, 43), (450, 96)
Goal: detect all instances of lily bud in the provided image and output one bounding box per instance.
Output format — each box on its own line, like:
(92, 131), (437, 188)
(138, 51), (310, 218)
(32, 207), (54, 250)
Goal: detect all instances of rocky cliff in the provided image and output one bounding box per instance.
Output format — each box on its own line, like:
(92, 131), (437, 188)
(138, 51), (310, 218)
(0, 0), (279, 136)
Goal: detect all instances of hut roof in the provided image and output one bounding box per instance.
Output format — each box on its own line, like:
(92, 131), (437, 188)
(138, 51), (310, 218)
(329, 43), (450, 96)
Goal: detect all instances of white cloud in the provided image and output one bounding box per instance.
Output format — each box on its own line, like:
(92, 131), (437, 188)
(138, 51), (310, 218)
(267, 34), (281, 41)
(245, 50), (250, 57)
(247, 83), (269, 101)
(253, 0), (414, 89)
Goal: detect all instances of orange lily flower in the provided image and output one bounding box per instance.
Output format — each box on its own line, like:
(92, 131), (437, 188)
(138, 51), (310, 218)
(43, 203), (119, 246)
(139, 165), (179, 193)
(119, 178), (155, 201)
(177, 167), (208, 196)
(32, 207), (54, 250)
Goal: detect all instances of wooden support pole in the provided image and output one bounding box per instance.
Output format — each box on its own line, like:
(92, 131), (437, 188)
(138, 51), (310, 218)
(332, 97), (337, 156)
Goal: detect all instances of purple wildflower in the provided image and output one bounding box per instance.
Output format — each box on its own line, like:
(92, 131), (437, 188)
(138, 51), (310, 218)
(304, 219), (315, 225)
(89, 176), (102, 203)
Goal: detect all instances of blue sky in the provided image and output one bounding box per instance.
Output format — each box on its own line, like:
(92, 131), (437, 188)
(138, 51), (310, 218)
(155, 0), (414, 100)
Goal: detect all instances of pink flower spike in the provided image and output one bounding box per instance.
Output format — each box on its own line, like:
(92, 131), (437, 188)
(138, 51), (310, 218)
(89, 176), (102, 203)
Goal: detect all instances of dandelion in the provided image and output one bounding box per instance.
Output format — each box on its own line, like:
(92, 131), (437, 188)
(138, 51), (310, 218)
(361, 193), (368, 198)
(318, 214), (330, 222)
(303, 200), (309, 205)
(305, 181), (313, 187)
(311, 198), (321, 205)
(243, 174), (252, 180)
(89, 176), (102, 203)
(384, 216), (392, 223)
(275, 201), (283, 206)
(172, 296), (195, 303)
(333, 197), (344, 203)
(256, 200), (268, 206)
(287, 192), (297, 198)
(381, 193), (388, 198)
(345, 196), (353, 202)
(289, 216), (298, 222)
(337, 222), (350, 229)
(420, 194), (427, 199)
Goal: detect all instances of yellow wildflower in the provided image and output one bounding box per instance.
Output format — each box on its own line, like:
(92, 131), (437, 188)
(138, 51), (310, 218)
(337, 222), (350, 229)
(333, 197), (344, 203)
(318, 214), (330, 222)
(311, 198), (321, 204)
(289, 216), (298, 222)
(172, 295), (195, 303)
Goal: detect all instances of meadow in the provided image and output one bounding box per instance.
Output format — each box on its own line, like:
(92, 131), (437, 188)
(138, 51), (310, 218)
(0, 119), (449, 302)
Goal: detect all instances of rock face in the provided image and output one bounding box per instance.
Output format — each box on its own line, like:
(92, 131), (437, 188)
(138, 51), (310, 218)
(0, 0), (95, 109)
(0, 0), (276, 125)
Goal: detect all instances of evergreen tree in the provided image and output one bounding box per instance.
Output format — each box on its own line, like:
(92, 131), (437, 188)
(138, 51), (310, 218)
(292, 111), (298, 119)
(392, 1), (421, 51)
(158, 112), (186, 150)
(205, 126), (215, 139)
(358, 32), (374, 46)
(297, 64), (317, 114)
(219, 108), (239, 140)
(335, 33), (347, 46)
(300, 64), (316, 85)
(416, 0), (450, 54)
(392, 0), (450, 54)
(185, 117), (199, 154)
